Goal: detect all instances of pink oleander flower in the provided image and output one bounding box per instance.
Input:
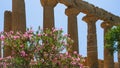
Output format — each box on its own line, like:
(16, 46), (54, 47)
(13, 36), (20, 40)
(3, 62), (7, 68)
(28, 34), (33, 38)
(65, 52), (69, 56)
(0, 58), (3, 61)
(0, 35), (5, 41)
(45, 34), (47, 36)
(79, 64), (83, 68)
(16, 32), (20, 35)
(76, 57), (80, 61)
(10, 31), (13, 34)
(52, 29), (57, 32)
(20, 51), (26, 57)
(64, 34), (70, 37)
(71, 61), (76, 65)
(23, 33), (29, 38)
(20, 45), (24, 48)
(6, 56), (12, 59)
(73, 51), (77, 54)
(37, 34), (41, 37)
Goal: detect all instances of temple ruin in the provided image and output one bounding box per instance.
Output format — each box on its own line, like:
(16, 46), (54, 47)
(1, 0), (120, 68)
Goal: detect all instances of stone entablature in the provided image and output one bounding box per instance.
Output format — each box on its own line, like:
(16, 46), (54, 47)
(59, 0), (120, 25)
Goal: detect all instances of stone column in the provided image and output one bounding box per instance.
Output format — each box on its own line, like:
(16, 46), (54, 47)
(82, 15), (98, 68)
(65, 8), (80, 53)
(12, 0), (26, 32)
(4, 11), (12, 32)
(101, 22), (114, 68)
(40, 0), (58, 30)
(4, 11), (12, 57)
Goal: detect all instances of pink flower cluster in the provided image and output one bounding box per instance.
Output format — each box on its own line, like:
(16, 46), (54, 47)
(20, 51), (27, 57)
(0, 28), (87, 67)
(0, 35), (5, 41)
(13, 36), (20, 40)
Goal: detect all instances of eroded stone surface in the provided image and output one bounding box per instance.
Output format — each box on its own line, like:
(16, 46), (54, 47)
(12, 0), (26, 32)
(58, 0), (120, 25)
(83, 15), (98, 68)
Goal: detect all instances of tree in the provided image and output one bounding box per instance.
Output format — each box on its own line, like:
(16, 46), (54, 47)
(105, 25), (120, 67)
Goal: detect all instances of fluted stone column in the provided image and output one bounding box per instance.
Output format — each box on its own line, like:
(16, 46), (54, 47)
(65, 8), (80, 53)
(101, 22), (114, 68)
(82, 15), (98, 68)
(40, 0), (58, 30)
(4, 11), (12, 57)
(12, 0), (26, 32)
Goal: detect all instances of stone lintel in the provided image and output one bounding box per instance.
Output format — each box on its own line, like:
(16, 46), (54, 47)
(40, 0), (58, 8)
(77, 0), (120, 24)
(59, 0), (120, 24)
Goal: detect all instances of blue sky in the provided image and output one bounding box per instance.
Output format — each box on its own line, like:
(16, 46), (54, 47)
(0, 0), (120, 62)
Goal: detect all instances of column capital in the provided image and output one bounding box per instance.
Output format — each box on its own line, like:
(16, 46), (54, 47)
(4, 11), (12, 15)
(65, 7), (80, 16)
(40, 0), (58, 7)
(82, 15), (98, 24)
(101, 22), (113, 29)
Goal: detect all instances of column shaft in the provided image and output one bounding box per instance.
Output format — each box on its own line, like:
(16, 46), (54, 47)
(68, 16), (79, 53)
(4, 11), (12, 32)
(65, 8), (80, 53)
(43, 7), (54, 29)
(12, 0), (26, 32)
(40, 0), (57, 30)
(101, 22), (114, 68)
(4, 11), (12, 57)
(82, 15), (98, 68)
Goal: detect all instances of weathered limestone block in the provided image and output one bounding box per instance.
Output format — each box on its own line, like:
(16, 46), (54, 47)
(4, 11), (12, 57)
(40, 0), (58, 30)
(65, 7), (80, 53)
(82, 15), (98, 68)
(12, 0), (26, 32)
(101, 22), (114, 68)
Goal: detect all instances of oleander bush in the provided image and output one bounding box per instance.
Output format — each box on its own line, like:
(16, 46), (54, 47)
(0, 27), (86, 68)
